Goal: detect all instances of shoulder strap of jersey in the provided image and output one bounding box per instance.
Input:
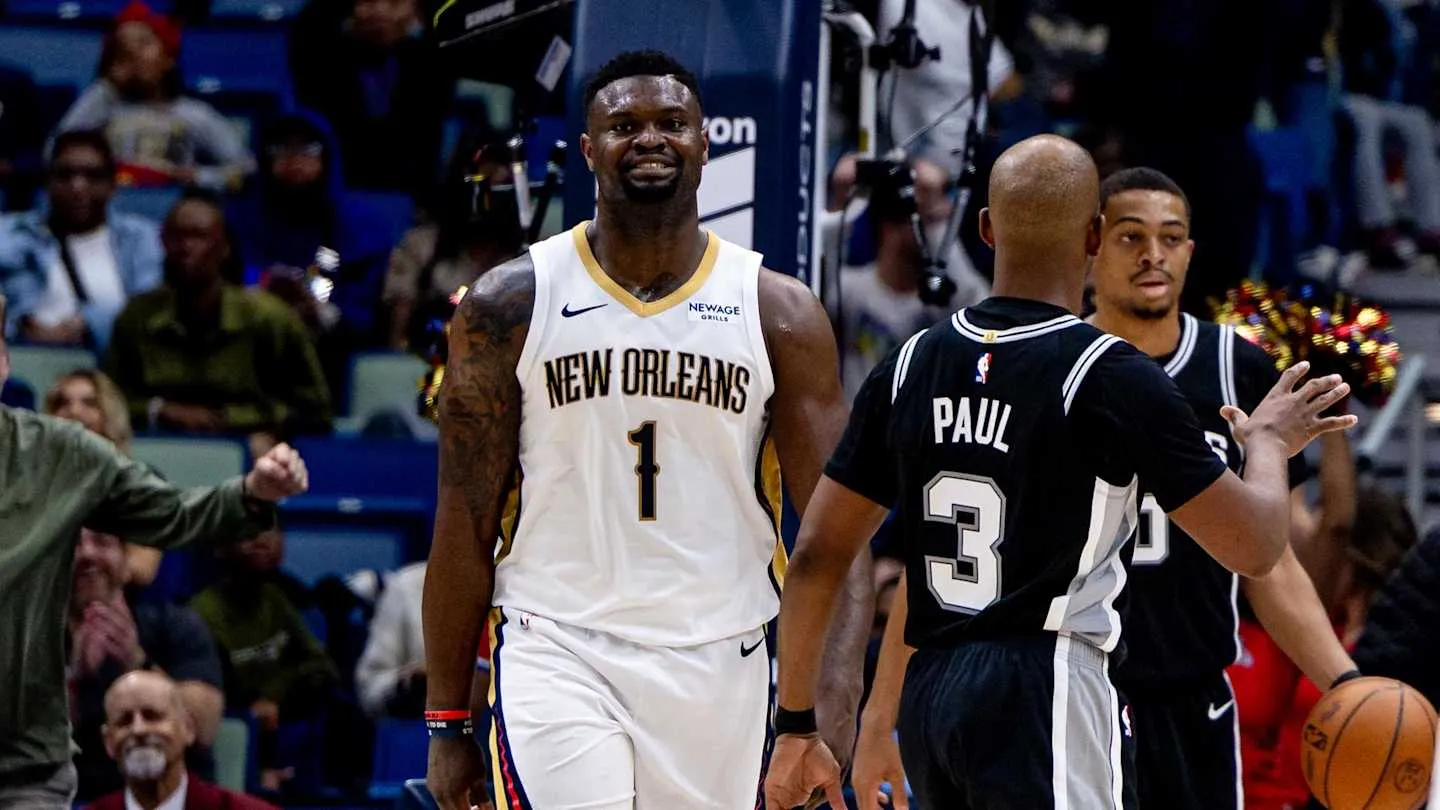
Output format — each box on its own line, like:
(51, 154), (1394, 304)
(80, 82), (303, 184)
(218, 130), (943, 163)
(1061, 333), (1124, 414)
(891, 328), (929, 403)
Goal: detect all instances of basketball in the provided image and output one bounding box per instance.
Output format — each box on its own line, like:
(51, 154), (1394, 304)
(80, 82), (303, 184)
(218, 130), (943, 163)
(1301, 676), (1438, 810)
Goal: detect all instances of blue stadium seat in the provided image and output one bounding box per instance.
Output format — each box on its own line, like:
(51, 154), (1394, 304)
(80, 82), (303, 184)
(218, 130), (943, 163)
(180, 28), (291, 102)
(368, 720), (429, 801)
(0, 27), (103, 90)
(208, 0), (306, 22)
(282, 525), (405, 585)
(350, 192), (416, 248)
(110, 186), (182, 222)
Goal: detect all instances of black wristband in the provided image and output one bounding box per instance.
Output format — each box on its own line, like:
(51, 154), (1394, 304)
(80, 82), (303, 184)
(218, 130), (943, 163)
(774, 706), (817, 736)
(1331, 669), (1363, 689)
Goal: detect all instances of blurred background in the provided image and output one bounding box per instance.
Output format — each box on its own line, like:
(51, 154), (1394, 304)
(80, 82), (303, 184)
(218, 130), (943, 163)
(1, 0), (1437, 808)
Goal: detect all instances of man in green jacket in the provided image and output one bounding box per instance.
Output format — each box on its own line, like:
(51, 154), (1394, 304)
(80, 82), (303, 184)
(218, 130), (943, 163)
(0, 291), (311, 809)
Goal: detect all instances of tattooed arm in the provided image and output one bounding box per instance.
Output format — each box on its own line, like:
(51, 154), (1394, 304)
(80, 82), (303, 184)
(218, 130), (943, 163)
(423, 256), (534, 810)
(760, 269), (875, 771)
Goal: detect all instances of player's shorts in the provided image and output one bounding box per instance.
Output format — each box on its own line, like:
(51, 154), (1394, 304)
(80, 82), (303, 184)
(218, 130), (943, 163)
(1119, 672), (1242, 810)
(484, 607), (772, 810)
(896, 632), (1138, 810)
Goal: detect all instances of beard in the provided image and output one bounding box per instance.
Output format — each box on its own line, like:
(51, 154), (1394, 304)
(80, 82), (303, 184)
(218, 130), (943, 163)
(1126, 298), (1176, 321)
(122, 742), (169, 781)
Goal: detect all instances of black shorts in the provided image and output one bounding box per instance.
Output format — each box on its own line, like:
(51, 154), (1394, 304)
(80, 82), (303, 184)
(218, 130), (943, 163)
(896, 633), (1139, 810)
(1119, 673), (1241, 810)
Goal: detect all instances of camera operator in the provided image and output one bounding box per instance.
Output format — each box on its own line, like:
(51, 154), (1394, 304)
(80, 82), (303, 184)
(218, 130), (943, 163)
(875, 0), (1022, 181)
(828, 153), (988, 400)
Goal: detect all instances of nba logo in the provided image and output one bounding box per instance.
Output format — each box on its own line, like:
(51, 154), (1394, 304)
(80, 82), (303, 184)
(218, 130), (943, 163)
(975, 353), (992, 384)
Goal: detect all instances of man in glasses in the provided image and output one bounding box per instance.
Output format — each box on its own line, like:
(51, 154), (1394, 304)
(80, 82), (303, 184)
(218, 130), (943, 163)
(0, 128), (163, 352)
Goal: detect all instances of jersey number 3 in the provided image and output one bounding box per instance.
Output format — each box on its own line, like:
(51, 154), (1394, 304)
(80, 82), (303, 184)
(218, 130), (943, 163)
(628, 421), (660, 521)
(923, 472), (1006, 613)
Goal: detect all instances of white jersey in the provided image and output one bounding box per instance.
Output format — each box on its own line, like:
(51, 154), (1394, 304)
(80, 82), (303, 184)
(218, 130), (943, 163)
(491, 222), (784, 647)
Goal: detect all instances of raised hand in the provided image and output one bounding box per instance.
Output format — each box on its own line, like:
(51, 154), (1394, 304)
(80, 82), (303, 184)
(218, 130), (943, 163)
(1221, 361), (1358, 457)
(243, 443), (309, 502)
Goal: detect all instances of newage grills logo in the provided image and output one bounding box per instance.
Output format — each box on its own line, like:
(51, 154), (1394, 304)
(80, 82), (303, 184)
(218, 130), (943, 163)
(687, 300), (742, 324)
(698, 116), (758, 249)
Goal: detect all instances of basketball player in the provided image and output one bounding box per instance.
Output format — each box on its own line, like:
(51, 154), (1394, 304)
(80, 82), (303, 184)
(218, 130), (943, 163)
(763, 135), (1356, 810)
(846, 168), (1362, 810)
(422, 50), (872, 810)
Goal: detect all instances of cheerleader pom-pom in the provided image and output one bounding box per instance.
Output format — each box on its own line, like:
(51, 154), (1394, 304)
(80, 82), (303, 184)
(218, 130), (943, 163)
(1210, 281), (1401, 408)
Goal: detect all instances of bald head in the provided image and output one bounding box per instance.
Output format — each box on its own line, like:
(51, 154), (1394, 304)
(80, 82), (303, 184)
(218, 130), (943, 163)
(979, 136), (1103, 307)
(987, 135), (1099, 245)
(105, 670), (187, 719)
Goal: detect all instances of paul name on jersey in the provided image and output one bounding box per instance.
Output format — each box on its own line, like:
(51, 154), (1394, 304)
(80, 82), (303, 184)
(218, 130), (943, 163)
(542, 348), (753, 414)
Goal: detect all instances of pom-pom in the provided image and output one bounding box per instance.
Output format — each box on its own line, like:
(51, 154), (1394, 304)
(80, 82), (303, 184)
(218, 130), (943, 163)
(1210, 281), (1402, 407)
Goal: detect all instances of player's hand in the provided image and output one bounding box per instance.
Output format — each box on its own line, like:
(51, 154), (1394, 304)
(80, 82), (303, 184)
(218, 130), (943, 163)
(244, 443), (309, 502)
(428, 736), (489, 810)
(1222, 361), (1358, 457)
(765, 733), (847, 810)
(851, 714), (909, 810)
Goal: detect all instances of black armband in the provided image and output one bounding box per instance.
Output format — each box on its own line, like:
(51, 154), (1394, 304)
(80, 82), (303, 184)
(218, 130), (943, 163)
(774, 706), (818, 736)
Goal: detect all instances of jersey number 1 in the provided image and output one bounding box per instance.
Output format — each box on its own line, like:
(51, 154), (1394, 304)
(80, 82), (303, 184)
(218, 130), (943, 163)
(628, 422), (660, 521)
(923, 472), (1005, 613)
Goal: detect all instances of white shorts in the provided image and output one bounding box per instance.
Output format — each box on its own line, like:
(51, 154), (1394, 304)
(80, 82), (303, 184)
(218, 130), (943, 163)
(485, 607), (773, 810)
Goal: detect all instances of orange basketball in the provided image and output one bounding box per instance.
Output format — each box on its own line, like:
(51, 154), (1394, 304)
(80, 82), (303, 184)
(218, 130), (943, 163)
(1301, 676), (1437, 810)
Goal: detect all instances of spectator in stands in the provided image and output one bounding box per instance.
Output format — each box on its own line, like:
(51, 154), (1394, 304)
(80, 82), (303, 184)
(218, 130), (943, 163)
(56, 1), (254, 192)
(1338, 0), (1440, 267)
(190, 533), (339, 794)
(228, 110), (397, 388)
(1232, 483), (1411, 810)
(68, 528), (225, 803)
(288, 0), (455, 194)
(104, 193), (332, 458)
(1350, 507), (1437, 708)
(383, 140), (524, 351)
(0, 286), (308, 810)
(0, 61), (46, 213)
(44, 368), (169, 588)
(0, 130), (163, 352)
(355, 561), (429, 718)
(85, 670), (279, 810)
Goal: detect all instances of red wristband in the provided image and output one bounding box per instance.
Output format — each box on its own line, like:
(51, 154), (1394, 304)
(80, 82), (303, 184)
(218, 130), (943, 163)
(425, 709), (471, 721)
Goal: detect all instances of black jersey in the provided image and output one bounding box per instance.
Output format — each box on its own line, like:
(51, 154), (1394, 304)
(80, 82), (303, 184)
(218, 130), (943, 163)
(827, 298), (1228, 652)
(1116, 314), (1310, 684)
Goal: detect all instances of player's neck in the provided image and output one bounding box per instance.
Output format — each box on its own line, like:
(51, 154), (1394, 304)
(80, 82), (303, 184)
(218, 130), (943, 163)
(1090, 308), (1183, 358)
(989, 265), (1082, 313)
(587, 211), (708, 292)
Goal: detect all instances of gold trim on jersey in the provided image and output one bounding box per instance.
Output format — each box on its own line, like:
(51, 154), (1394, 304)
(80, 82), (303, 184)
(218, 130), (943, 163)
(494, 470), (523, 564)
(486, 607), (504, 805)
(571, 222), (720, 317)
(754, 426), (787, 592)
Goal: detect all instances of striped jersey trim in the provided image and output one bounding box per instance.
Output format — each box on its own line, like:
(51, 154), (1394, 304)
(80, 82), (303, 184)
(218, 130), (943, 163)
(951, 309), (1081, 344)
(892, 329), (928, 403)
(1163, 314), (1199, 376)
(1062, 334), (1122, 415)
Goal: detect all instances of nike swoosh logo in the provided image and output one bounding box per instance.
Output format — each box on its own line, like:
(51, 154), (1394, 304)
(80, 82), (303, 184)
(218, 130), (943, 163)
(740, 637), (765, 657)
(561, 302), (607, 318)
(1207, 700), (1235, 721)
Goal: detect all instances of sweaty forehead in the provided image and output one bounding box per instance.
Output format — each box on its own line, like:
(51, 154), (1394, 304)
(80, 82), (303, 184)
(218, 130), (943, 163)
(593, 75), (698, 118)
